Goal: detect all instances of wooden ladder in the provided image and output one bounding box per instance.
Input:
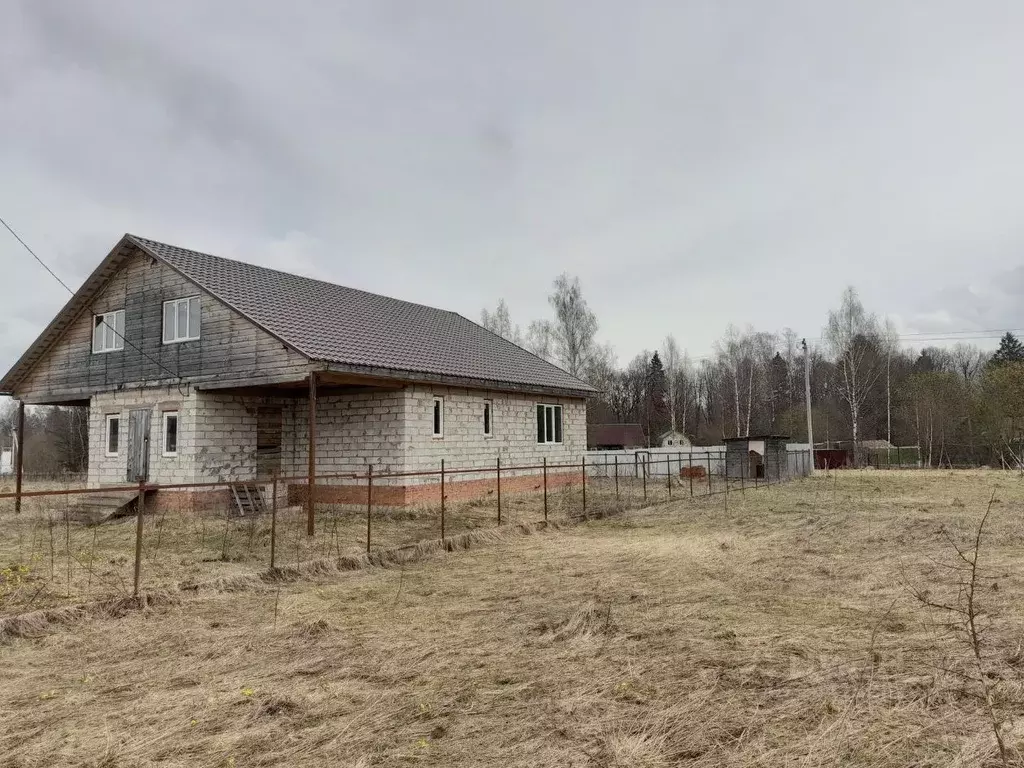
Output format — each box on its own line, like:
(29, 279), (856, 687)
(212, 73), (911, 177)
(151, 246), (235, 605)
(231, 483), (267, 517)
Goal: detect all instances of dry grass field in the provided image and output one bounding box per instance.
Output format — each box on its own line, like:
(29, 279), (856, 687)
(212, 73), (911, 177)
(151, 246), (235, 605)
(3, 470), (1024, 767)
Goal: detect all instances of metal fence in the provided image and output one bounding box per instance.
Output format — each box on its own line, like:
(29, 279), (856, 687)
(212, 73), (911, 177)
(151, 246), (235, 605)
(0, 450), (812, 617)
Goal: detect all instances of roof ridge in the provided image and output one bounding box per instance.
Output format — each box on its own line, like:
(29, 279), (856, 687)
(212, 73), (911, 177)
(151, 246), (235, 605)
(127, 234), (461, 319)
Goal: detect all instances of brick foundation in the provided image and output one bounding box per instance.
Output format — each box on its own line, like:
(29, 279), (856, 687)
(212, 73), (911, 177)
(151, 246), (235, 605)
(147, 488), (234, 514)
(288, 471), (580, 507)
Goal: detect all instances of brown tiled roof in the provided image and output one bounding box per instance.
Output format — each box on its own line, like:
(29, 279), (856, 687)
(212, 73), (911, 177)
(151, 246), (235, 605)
(130, 236), (595, 395)
(587, 423), (647, 448)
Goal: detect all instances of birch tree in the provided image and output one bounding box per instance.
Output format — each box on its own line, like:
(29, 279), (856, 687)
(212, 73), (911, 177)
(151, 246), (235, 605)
(662, 335), (681, 432)
(480, 299), (521, 343)
(548, 273), (598, 378)
(825, 287), (882, 457)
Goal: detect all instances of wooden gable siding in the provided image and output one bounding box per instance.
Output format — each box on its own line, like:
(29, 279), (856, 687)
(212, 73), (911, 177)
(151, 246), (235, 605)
(15, 248), (310, 402)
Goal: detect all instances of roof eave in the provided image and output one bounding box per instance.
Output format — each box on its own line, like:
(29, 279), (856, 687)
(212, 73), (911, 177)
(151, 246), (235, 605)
(316, 360), (595, 399)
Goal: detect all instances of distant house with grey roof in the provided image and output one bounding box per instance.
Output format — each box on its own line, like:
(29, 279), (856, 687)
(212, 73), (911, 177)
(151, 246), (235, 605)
(0, 234), (594, 510)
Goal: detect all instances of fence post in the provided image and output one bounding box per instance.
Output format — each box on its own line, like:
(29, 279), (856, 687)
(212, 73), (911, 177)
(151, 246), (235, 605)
(581, 455), (587, 513)
(543, 457), (548, 521)
(440, 459), (445, 540)
(14, 401), (24, 514)
(896, 445), (901, 468)
(666, 455), (672, 498)
(724, 458), (729, 508)
(741, 449), (746, 492)
(366, 463), (373, 553)
(634, 453), (639, 479)
(496, 456), (502, 526)
(688, 453), (694, 497)
(614, 455), (619, 502)
(642, 455), (647, 503)
(270, 472), (278, 569)
(133, 478), (145, 598)
(706, 452), (712, 496)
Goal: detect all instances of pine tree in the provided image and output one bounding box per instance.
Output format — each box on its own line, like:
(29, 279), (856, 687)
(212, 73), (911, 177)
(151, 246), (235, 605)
(646, 352), (669, 442)
(989, 332), (1024, 368)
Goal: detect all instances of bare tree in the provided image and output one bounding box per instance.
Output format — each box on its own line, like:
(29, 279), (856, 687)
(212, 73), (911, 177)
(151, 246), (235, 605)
(548, 273), (598, 378)
(950, 342), (987, 385)
(824, 287), (883, 456)
(523, 319), (555, 362)
(480, 299), (521, 344)
(661, 335), (681, 432)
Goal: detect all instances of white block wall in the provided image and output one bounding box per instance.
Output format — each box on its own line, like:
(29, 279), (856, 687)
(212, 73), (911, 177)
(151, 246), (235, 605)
(402, 385), (587, 477)
(87, 384), (588, 486)
(282, 390), (407, 478)
(88, 386), (198, 487)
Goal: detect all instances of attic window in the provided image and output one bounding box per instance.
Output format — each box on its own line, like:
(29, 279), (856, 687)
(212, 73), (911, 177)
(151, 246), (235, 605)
(92, 310), (125, 353)
(163, 296), (200, 343)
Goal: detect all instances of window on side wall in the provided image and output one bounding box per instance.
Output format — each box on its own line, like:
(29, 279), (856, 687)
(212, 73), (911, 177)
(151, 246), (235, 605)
(483, 399), (493, 436)
(162, 296), (200, 343)
(92, 310), (125, 353)
(536, 404), (563, 444)
(162, 411), (179, 456)
(105, 414), (120, 456)
(432, 397), (444, 438)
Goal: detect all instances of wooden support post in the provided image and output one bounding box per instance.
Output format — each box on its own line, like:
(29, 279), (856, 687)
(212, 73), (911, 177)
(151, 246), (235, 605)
(366, 464), (373, 553)
(543, 457), (548, 521)
(133, 479), (145, 598)
(496, 456), (502, 526)
(666, 455), (672, 497)
(14, 401), (24, 514)
(688, 453), (694, 497)
(306, 372), (317, 537)
(706, 452), (712, 495)
(270, 473), (278, 569)
(440, 459), (446, 540)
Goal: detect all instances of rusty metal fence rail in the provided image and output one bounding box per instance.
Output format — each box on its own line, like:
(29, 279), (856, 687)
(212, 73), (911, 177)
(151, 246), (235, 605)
(0, 450), (813, 616)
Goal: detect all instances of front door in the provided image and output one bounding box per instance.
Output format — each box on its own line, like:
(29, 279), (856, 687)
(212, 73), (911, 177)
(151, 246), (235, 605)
(126, 409), (151, 482)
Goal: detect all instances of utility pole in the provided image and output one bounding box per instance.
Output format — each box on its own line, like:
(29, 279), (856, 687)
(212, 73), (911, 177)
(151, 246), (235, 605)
(802, 339), (814, 466)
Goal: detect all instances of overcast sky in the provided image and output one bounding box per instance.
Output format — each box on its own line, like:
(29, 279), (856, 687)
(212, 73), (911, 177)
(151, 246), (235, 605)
(2, 0), (1024, 376)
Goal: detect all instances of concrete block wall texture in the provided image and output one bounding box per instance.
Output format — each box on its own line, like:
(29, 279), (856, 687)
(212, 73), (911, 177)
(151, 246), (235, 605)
(402, 385), (587, 480)
(85, 383), (589, 508)
(88, 386), (198, 487)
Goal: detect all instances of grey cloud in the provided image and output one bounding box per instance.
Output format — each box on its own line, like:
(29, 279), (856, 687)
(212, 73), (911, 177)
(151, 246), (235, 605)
(3, 0), (1024, 377)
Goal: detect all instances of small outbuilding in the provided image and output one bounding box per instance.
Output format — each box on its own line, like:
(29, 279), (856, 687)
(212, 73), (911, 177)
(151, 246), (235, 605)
(723, 435), (789, 480)
(658, 429), (691, 448)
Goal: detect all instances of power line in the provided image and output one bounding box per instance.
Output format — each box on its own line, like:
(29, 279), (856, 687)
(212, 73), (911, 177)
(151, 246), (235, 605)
(1, 217), (185, 388)
(0, 216), (74, 294)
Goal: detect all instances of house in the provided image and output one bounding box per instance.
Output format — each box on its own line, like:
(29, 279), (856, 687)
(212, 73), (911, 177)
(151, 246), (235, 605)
(657, 429), (691, 448)
(0, 234), (595, 511)
(587, 423), (647, 450)
(723, 435), (789, 480)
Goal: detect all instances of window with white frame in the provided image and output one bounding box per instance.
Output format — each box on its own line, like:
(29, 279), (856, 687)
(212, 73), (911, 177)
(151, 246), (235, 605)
(162, 411), (179, 456)
(92, 310), (125, 353)
(162, 296), (200, 343)
(105, 414), (120, 456)
(483, 399), (493, 436)
(432, 396), (444, 438)
(536, 404), (563, 444)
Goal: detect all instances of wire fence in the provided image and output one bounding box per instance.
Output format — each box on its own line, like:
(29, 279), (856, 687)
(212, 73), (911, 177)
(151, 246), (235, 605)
(0, 449), (813, 617)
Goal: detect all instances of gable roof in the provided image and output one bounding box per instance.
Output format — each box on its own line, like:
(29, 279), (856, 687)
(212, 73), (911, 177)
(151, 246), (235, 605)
(587, 423), (647, 448)
(1, 234), (596, 398)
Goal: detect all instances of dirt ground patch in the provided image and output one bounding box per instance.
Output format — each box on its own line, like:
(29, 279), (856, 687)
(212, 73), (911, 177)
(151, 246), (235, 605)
(3, 470), (1024, 766)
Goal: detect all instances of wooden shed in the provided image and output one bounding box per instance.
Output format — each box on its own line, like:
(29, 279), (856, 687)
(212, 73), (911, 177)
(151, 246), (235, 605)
(723, 435), (789, 480)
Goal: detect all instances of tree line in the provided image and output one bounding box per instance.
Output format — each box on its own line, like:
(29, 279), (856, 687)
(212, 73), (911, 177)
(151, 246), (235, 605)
(481, 279), (1024, 467)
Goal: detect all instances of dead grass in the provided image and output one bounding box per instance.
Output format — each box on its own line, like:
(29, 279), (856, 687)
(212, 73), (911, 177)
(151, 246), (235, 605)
(2, 470), (1024, 766)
